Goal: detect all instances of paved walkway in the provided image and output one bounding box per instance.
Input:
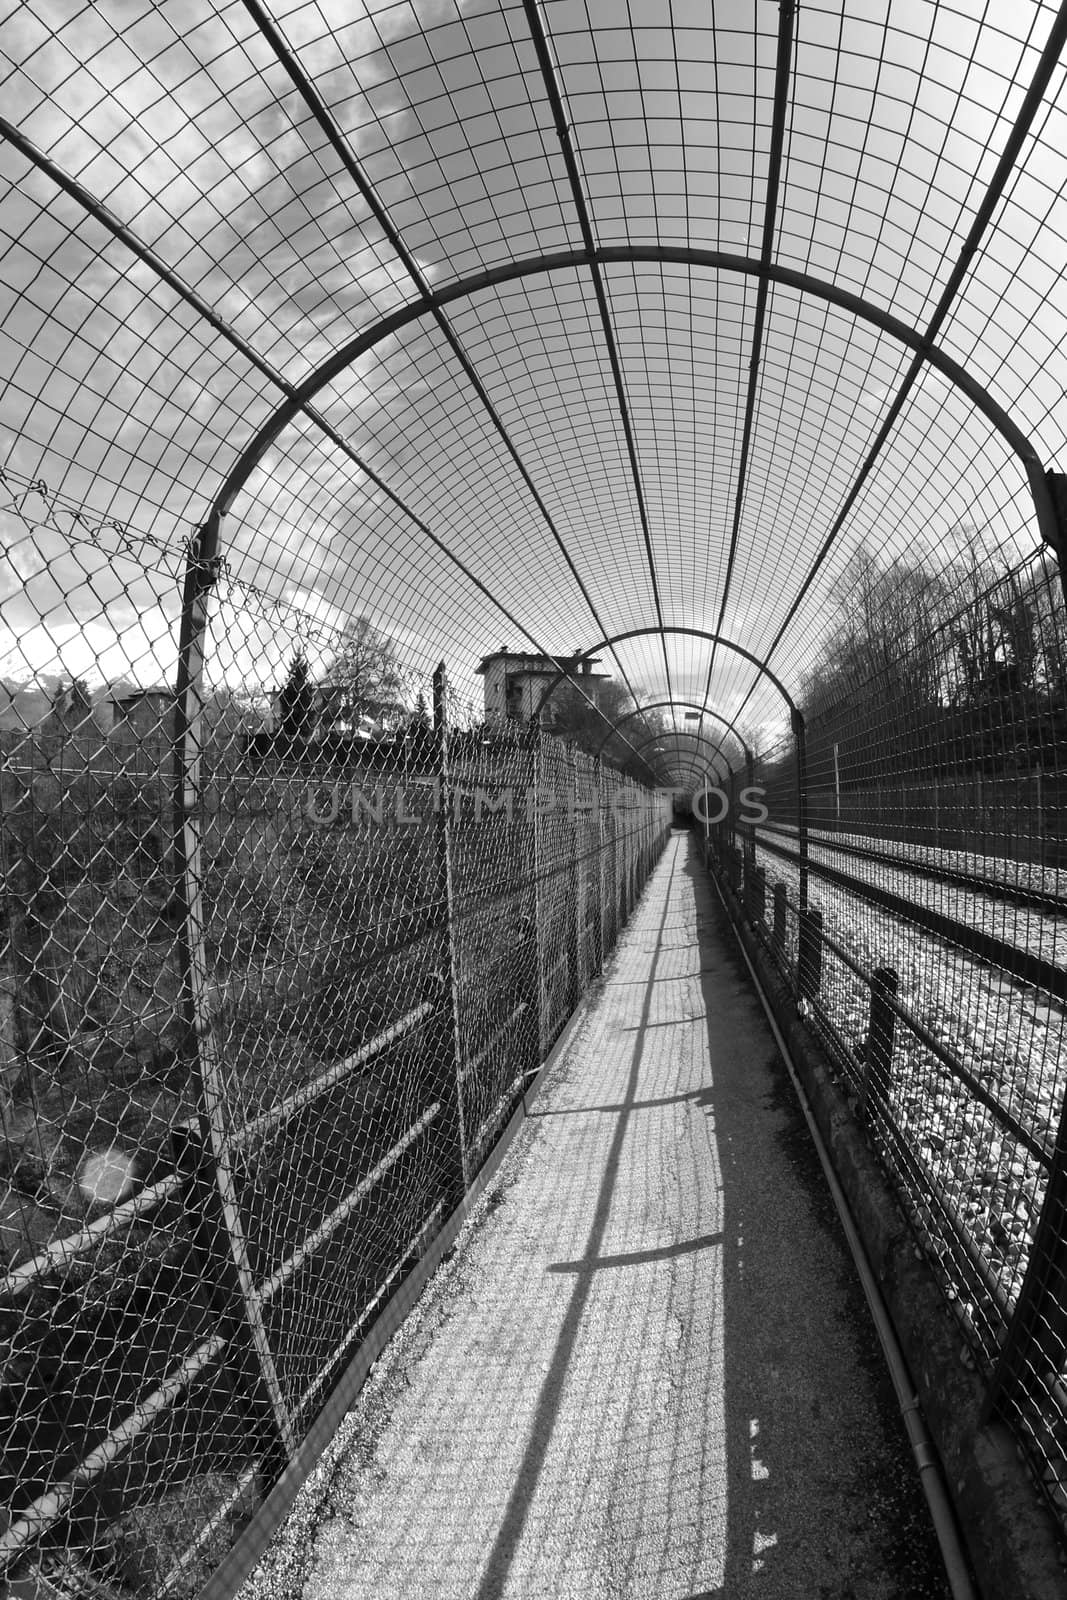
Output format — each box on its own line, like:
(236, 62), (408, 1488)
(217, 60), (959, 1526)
(242, 833), (949, 1600)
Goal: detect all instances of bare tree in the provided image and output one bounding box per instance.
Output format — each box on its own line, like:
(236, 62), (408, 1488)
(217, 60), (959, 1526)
(322, 616), (412, 730)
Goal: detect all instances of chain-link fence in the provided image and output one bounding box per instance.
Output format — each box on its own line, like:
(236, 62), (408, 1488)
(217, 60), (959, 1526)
(703, 544), (1067, 1537)
(0, 477), (672, 1597)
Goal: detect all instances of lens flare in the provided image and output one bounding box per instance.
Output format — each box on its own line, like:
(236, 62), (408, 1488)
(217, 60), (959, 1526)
(78, 1148), (139, 1206)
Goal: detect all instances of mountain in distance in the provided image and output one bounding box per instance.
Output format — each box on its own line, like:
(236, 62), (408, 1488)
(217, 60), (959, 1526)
(0, 675), (140, 732)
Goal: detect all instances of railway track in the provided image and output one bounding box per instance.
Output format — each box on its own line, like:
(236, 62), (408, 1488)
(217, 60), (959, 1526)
(754, 822), (1067, 915)
(746, 825), (1067, 1007)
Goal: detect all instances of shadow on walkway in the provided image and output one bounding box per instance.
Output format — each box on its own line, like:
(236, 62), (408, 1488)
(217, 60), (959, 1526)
(242, 832), (950, 1600)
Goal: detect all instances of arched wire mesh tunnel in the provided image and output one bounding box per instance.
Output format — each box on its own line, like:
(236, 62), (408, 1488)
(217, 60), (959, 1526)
(1, 2), (1067, 1595)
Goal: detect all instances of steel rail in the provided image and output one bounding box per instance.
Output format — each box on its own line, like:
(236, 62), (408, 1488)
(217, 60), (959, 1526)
(0, 998), (442, 1297)
(0, 1332), (232, 1571)
(755, 821), (1067, 916)
(0, 1169), (186, 1298)
(457, 1003), (532, 1087)
(753, 826), (1067, 1008)
(756, 867), (1053, 1167)
(230, 1003), (436, 1149)
(253, 1103), (442, 1308)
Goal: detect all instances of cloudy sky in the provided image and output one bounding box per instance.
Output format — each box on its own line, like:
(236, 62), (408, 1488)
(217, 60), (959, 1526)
(0, 0), (1065, 763)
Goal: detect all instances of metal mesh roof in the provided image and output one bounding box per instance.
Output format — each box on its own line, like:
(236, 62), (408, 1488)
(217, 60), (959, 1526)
(1, 0), (1066, 781)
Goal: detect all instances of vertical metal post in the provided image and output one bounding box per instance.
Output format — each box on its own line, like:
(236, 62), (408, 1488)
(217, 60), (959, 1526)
(526, 721), (546, 1060)
(797, 907), (822, 1000)
(604, 771), (617, 957)
(741, 754), (756, 883)
(172, 515), (295, 1459)
(432, 665), (470, 1190)
(1041, 469), (1067, 609)
(750, 865), (766, 925)
(860, 966), (898, 1123)
(571, 754), (583, 999)
(792, 707), (809, 913)
(595, 756), (605, 973)
(772, 881), (787, 956)
(701, 764), (712, 865)
(833, 740), (841, 822)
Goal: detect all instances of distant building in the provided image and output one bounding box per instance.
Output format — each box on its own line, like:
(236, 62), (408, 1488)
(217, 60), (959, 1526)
(476, 649), (610, 725)
(108, 688), (174, 745)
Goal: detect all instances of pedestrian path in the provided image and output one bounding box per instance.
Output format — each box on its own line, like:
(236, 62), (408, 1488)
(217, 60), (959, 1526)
(241, 832), (949, 1600)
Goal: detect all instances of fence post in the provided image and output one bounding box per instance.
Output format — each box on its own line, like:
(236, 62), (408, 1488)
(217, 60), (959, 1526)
(172, 514), (296, 1459)
(595, 757), (605, 973)
(526, 722), (547, 1058)
(797, 907), (823, 1000)
(431, 665), (470, 1192)
(792, 707), (809, 914)
(571, 754), (584, 998)
(726, 769), (738, 854)
(772, 881), (787, 956)
(860, 967), (898, 1123)
(742, 825), (756, 885)
(750, 865), (766, 925)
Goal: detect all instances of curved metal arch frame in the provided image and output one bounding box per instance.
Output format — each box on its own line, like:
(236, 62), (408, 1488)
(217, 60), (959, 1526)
(201, 246), (1059, 547)
(529, 628), (809, 907)
(528, 630), (797, 723)
(603, 727), (731, 784)
(2, 110), (1057, 657)
(612, 724), (734, 787)
(8, 126), (1011, 923)
(591, 698), (754, 769)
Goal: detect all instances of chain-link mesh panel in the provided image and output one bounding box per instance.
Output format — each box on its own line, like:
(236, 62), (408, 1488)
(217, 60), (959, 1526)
(704, 547), (1067, 1534)
(535, 739), (577, 1057)
(0, 478), (256, 1597)
(0, 490), (671, 1593)
(5, 0), (1067, 1576)
(448, 728), (540, 1181)
(574, 751), (602, 992)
